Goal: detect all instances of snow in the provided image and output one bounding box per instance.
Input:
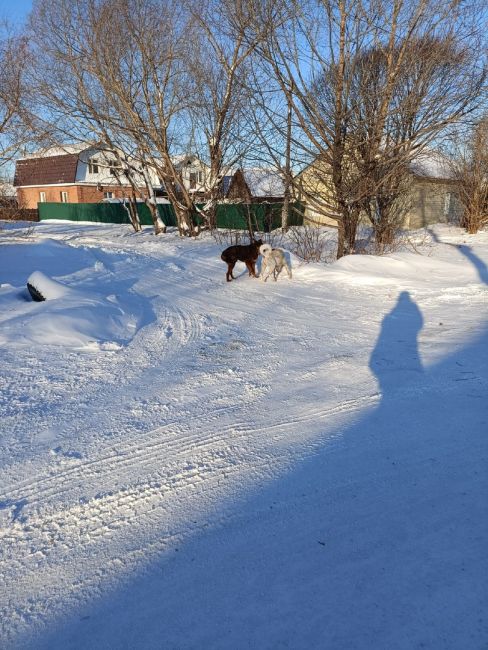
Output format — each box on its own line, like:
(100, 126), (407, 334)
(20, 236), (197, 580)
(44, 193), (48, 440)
(242, 168), (285, 197)
(27, 270), (73, 300)
(18, 143), (93, 159)
(410, 150), (454, 180)
(0, 220), (487, 649)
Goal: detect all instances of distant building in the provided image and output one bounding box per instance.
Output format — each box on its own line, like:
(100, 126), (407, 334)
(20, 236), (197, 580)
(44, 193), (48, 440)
(13, 146), (210, 210)
(13, 144), (162, 209)
(296, 150), (463, 228)
(224, 168), (285, 203)
(406, 151), (463, 228)
(172, 154), (209, 199)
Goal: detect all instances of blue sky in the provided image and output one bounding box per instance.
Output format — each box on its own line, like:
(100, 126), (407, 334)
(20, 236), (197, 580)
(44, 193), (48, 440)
(0, 0), (32, 26)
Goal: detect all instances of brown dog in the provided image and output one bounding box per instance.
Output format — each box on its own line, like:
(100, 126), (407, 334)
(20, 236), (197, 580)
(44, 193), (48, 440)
(221, 239), (263, 282)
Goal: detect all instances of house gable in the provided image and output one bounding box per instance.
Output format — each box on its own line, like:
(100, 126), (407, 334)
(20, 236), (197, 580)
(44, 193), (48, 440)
(226, 169), (252, 201)
(75, 148), (125, 185)
(14, 153), (80, 187)
(225, 168), (284, 202)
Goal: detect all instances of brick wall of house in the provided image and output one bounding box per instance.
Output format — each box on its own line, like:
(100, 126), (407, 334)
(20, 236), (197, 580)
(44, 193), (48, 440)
(76, 185), (138, 203)
(17, 184), (144, 209)
(17, 186), (75, 209)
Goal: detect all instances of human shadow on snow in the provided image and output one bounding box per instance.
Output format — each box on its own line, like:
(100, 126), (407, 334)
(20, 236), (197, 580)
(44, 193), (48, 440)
(16, 259), (488, 650)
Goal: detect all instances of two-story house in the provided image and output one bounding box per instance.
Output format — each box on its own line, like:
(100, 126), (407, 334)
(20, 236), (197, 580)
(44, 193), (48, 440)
(14, 145), (148, 208)
(172, 155), (208, 199)
(14, 146), (209, 209)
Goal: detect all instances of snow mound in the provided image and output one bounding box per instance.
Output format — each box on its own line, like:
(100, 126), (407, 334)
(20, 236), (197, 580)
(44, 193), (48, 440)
(326, 251), (481, 287)
(0, 280), (140, 350)
(27, 271), (72, 301)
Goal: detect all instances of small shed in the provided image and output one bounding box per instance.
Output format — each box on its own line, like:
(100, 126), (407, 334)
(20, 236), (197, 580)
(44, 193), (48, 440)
(225, 168), (285, 203)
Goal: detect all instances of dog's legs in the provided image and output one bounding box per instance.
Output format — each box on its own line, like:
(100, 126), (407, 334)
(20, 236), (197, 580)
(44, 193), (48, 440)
(273, 262), (282, 281)
(279, 260), (292, 279)
(271, 260), (278, 281)
(263, 257), (276, 282)
(226, 262), (236, 282)
(245, 260), (256, 277)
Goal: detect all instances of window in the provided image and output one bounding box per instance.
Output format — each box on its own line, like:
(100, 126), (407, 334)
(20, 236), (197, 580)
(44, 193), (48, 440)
(103, 191), (114, 199)
(39, 191), (46, 203)
(189, 170), (204, 188)
(60, 191), (69, 203)
(444, 192), (452, 217)
(88, 158), (99, 174)
(108, 160), (120, 176)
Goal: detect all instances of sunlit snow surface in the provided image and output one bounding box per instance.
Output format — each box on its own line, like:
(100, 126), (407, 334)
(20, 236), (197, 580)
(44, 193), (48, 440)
(0, 220), (487, 649)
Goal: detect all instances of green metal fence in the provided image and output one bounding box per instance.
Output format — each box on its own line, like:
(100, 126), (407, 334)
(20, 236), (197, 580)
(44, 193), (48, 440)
(38, 201), (304, 230)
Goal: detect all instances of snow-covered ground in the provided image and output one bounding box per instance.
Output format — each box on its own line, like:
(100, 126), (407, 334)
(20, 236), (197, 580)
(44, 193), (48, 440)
(0, 220), (487, 649)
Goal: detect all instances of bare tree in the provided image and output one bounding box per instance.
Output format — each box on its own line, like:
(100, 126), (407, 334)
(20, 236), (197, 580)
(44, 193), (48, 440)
(245, 0), (486, 257)
(448, 117), (488, 233)
(0, 24), (29, 172)
(30, 0), (201, 235)
(182, 0), (270, 229)
(345, 30), (486, 249)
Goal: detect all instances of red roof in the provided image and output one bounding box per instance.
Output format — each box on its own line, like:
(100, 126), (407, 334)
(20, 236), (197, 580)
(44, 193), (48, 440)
(14, 154), (79, 187)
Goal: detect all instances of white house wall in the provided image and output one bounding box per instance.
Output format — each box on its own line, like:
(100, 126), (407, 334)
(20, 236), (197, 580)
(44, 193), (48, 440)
(75, 148), (162, 188)
(75, 148), (129, 186)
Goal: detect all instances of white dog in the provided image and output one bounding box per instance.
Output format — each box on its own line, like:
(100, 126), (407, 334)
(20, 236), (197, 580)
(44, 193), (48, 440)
(259, 244), (292, 282)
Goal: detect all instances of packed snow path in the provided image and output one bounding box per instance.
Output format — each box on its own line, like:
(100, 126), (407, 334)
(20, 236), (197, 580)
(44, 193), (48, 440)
(0, 222), (487, 649)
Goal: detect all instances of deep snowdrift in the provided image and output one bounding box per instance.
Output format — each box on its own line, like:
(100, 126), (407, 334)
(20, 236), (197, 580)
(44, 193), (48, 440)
(0, 238), (149, 349)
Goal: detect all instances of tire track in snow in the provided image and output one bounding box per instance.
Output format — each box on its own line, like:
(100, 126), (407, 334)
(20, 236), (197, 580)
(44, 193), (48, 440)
(4, 357), (472, 523)
(1, 392), (379, 514)
(0, 233), (379, 643)
(0, 389), (380, 636)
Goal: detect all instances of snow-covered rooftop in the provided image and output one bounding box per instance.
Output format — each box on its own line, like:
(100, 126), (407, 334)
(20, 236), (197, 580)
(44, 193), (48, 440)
(243, 168), (285, 197)
(18, 143), (97, 160)
(409, 150), (454, 180)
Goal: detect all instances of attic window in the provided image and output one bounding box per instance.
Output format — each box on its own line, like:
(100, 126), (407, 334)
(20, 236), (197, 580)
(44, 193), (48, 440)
(109, 160), (120, 176)
(88, 158), (99, 174)
(189, 171), (203, 188)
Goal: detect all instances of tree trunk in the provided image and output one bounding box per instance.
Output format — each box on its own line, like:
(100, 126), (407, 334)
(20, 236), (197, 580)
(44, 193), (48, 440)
(123, 195), (142, 233)
(173, 202), (197, 237)
(140, 166), (165, 234)
(337, 220), (346, 259)
(281, 99), (292, 232)
(144, 198), (165, 234)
